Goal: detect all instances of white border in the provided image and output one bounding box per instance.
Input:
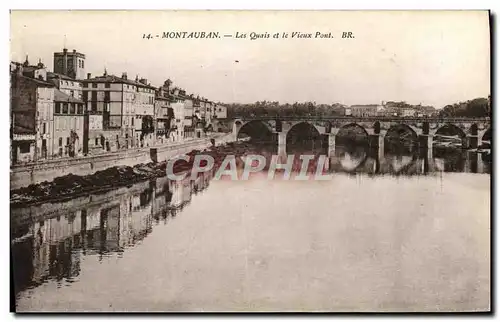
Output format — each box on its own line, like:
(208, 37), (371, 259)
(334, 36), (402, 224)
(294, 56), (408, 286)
(2, 1), (498, 321)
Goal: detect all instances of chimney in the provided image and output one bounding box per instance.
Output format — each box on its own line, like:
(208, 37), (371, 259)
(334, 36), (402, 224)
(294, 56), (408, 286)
(63, 48), (68, 53)
(73, 49), (76, 54)
(122, 72), (128, 80)
(87, 73), (91, 79)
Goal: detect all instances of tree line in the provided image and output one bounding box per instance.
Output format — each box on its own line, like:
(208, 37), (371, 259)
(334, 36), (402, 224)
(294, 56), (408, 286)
(225, 97), (491, 118)
(226, 101), (346, 118)
(438, 97), (491, 118)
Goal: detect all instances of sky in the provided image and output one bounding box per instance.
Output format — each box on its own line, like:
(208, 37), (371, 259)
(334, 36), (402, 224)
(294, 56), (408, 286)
(10, 10), (490, 108)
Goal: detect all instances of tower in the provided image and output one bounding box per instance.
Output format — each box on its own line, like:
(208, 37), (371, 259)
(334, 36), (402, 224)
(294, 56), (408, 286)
(53, 48), (86, 80)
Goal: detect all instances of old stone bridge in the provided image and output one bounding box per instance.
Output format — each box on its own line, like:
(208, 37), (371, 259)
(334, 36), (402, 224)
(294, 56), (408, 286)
(217, 116), (491, 158)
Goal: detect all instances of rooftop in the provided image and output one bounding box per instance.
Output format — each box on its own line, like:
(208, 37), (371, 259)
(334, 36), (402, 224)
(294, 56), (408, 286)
(82, 74), (156, 90)
(47, 72), (76, 81)
(11, 72), (55, 87)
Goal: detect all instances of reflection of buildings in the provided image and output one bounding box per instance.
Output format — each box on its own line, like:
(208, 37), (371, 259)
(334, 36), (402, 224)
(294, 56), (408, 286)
(12, 172), (214, 299)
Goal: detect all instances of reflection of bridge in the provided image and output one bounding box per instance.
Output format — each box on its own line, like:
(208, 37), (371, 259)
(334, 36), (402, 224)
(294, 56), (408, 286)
(328, 150), (489, 176)
(227, 116), (491, 159)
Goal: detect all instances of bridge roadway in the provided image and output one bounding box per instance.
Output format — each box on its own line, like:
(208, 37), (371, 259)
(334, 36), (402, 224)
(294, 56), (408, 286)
(220, 116), (491, 160)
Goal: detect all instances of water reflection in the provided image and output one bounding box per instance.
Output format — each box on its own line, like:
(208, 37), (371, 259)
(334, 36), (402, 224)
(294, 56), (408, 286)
(328, 144), (490, 176)
(11, 170), (214, 302)
(11, 142), (490, 310)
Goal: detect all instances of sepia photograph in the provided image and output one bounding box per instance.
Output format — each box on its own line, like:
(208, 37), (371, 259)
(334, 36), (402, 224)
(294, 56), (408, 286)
(9, 9), (491, 313)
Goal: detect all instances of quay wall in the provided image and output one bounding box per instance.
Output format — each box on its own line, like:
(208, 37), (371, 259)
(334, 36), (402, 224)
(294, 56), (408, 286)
(10, 134), (235, 190)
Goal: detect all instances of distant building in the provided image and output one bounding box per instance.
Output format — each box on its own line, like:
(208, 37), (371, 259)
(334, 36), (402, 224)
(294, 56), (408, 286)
(400, 107), (417, 117)
(215, 104), (227, 119)
(348, 104), (382, 117)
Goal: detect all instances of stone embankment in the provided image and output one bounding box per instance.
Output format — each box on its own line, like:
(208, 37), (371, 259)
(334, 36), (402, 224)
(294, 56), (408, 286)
(10, 134), (235, 190)
(10, 139), (248, 208)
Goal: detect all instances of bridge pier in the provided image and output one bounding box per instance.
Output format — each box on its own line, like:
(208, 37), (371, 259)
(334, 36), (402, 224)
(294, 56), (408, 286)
(466, 151), (485, 173)
(277, 131), (287, 162)
(418, 135), (433, 160)
(327, 133), (336, 157)
(232, 122), (241, 141)
(467, 135), (480, 149)
(369, 134), (384, 160)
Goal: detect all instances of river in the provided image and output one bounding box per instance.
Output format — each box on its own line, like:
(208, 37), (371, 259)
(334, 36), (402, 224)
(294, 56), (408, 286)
(11, 143), (491, 312)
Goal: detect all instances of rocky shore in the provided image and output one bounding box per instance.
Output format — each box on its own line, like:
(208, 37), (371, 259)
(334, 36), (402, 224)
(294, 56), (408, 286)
(10, 141), (249, 208)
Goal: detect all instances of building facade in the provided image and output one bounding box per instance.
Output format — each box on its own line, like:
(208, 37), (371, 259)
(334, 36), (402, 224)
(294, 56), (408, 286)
(348, 104), (382, 117)
(82, 72), (156, 153)
(53, 89), (85, 157)
(47, 72), (83, 100)
(155, 82), (175, 144)
(10, 62), (55, 164)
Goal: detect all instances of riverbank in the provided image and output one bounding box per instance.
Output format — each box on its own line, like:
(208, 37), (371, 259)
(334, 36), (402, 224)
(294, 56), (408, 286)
(10, 140), (251, 208)
(10, 134), (235, 190)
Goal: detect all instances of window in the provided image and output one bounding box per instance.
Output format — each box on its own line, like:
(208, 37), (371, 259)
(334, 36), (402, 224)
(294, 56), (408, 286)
(70, 90), (75, 97)
(77, 104), (83, 114)
(66, 137), (70, 146)
(19, 142), (30, 153)
(105, 83), (110, 88)
(59, 138), (63, 146)
(83, 83), (88, 88)
(62, 103), (68, 114)
(82, 61), (84, 68)
(132, 117), (134, 126)
(70, 103), (76, 114)
(82, 91), (88, 101)
(42, 123), (46, 134)
(95, 138), (99, 145)
(55, 102), (61, 114)
(92, 83), (97, 88)
(91, 91), (97, 101)
(104, 91), (110, 102)
(91, 102), (97, 112)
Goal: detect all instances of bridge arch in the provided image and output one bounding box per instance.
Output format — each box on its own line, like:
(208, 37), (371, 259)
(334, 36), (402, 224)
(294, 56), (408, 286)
(236, 120), (274, 140)
(339, 123), (369, 136)
(482, 128), (491, 142)
(469, 123), (479, 136)
(286, 122), (323, 153)
(384, 124), (419, 154)
(335, 123), (370, 147)
(433, 123), (467, 138)
(286, 121), (323, 136)
(385, 123), (418, 140)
